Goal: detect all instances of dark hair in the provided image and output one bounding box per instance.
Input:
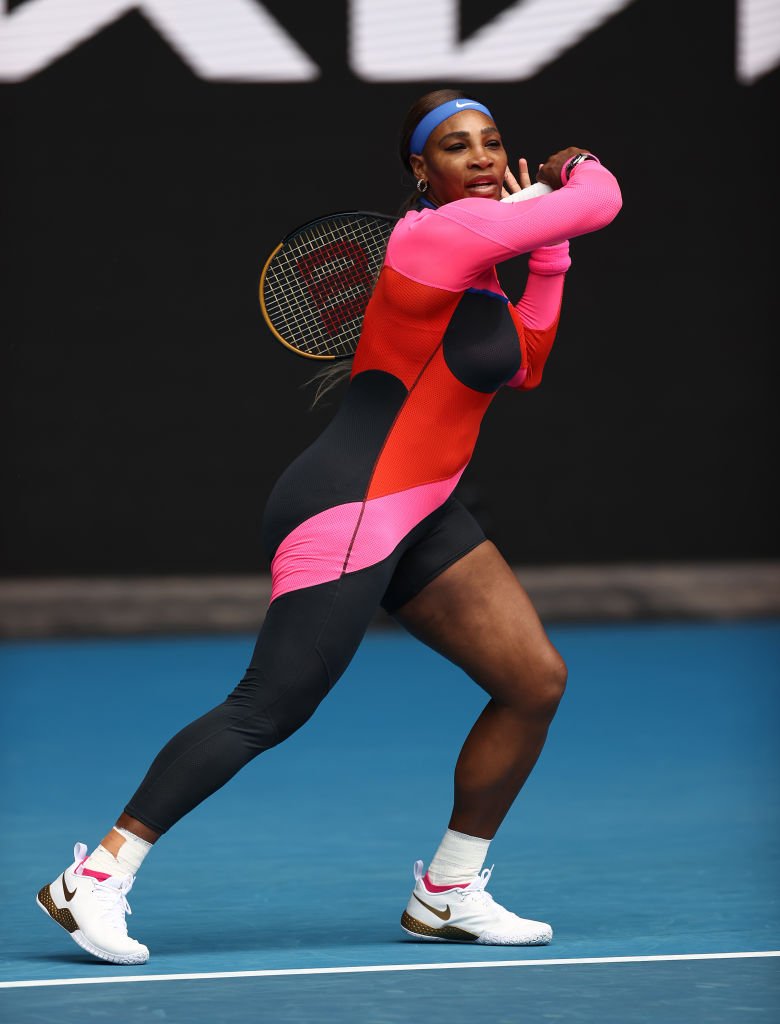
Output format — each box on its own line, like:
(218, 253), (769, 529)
(397, 88), (471, 215)
(398, 87), (471, 170)
(309, 89), (478, 407)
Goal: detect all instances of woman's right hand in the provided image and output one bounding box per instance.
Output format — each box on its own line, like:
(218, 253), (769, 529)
(537, 147), (593, 190)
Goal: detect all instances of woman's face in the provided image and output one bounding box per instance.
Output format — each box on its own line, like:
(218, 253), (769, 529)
(409, 109), (508, 206)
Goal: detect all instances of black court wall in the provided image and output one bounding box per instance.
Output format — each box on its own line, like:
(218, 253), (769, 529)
(2, 0), (777, 575)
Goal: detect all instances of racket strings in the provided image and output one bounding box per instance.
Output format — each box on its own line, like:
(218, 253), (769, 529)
(267, 220), (385, 356)
(262, 215), (394, 359)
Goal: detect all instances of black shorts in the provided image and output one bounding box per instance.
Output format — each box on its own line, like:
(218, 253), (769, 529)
(380, 496), (486, 614)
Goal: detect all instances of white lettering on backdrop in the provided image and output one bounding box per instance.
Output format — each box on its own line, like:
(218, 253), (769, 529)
(0, 0), (318, 82)
(0, 0), (776, 83)
(351, 0), (633, 81)
(737, 0), (780, 83)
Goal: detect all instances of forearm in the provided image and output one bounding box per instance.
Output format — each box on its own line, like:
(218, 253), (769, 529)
(515, 242), (570, 329)
(506, 241), (569, 390)
(385, 160), (620, 292)
(436, 160), (621, 272)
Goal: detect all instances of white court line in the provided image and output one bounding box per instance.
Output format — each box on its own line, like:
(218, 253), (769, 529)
(1, 951), (778, 989)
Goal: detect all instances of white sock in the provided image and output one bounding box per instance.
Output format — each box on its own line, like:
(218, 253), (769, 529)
(83, 827), (153, 878)
(426, 829), (490, 887)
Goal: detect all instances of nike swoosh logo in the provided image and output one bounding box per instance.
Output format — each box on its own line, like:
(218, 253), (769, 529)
(454, 101), (476, 108)
(413, 893), (452, 921)
(61, 874), (77, 902)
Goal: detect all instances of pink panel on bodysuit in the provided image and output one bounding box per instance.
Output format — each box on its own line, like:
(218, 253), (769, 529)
(270, 502), (362, 601)
(270, 467), (466, 602)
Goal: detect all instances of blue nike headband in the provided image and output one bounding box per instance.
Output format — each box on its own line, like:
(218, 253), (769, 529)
(409, 99), (494, 156)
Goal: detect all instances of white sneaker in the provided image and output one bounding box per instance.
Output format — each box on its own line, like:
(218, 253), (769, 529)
(36, 842), (149, 965)
(401, 859), (552, 946)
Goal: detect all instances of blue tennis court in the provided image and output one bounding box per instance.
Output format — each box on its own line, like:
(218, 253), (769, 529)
(1, 620), (778, 1021)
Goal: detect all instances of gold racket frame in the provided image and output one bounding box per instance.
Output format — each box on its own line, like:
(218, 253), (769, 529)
(258, 241), (336, 361)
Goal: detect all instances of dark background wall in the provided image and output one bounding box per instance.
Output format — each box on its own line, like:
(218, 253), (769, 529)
(2, 0), (776, 575)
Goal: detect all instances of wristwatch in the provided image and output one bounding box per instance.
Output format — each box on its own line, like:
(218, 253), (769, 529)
(561, 152), (598, 184)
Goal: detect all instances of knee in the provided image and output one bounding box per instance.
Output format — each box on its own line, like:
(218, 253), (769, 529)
(225, 666), (328, 752)
(504, 647), (568, 721)
(537, 650), (568, 717)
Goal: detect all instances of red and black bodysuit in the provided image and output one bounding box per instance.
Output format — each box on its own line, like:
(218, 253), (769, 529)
(126, 159), (622, 833)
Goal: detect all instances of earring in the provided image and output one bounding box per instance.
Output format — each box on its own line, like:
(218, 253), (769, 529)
(416, 178), (429, 193)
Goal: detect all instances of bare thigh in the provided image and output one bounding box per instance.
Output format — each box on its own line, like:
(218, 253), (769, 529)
(393, 540), (566, 707)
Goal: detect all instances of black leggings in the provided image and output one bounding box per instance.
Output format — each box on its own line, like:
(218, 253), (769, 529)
(124, 498), (484, 834)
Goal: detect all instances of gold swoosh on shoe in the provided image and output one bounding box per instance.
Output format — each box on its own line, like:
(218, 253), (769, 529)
(413, 893), (452, 921)
(62, 873), (77, 902)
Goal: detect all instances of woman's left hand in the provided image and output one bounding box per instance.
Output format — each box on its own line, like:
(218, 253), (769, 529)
(501, 158), (533, 198)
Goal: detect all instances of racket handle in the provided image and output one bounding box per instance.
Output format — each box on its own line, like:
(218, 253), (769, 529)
(501, 181), (553, 203)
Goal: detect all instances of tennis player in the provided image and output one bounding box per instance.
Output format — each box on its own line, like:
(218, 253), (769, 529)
(37, 89), (622, 963)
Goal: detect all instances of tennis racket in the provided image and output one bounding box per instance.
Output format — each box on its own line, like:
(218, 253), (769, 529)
(259, 211), (397, 361)
(258, 185), (553, 361)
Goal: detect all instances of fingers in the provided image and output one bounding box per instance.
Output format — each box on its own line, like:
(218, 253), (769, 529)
(510, 151), (587, 194)
(518, 157), (532, 190)
(504, 159), (534, 194)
